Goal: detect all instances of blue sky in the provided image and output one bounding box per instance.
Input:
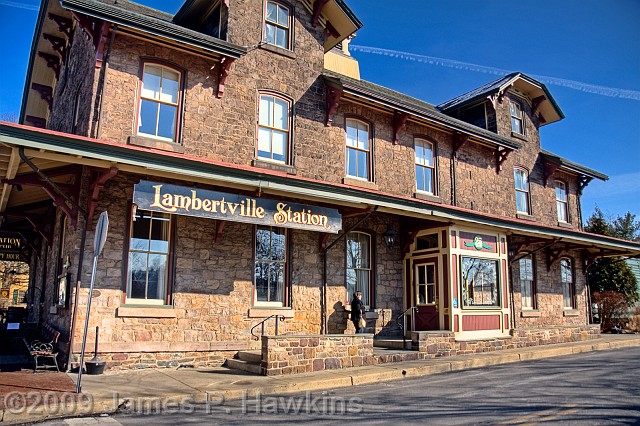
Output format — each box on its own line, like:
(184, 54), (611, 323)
(0, 0), (638, 224)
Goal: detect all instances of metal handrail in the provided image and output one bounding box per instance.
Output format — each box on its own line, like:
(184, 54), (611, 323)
(250, 314), (285, 340)
(396, 306), (418, 349)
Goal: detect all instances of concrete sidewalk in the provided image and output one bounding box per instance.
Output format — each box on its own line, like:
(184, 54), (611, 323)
(2, 333), (639, 424)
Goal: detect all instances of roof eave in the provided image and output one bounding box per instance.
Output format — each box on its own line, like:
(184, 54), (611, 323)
(59, 0), (247, 59)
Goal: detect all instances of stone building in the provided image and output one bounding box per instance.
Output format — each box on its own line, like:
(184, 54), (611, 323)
(0, 0), (639, 373)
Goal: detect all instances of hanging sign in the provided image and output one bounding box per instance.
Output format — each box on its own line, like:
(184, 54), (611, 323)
(133, 180), (342, 234)
(0, 232), (28, 262)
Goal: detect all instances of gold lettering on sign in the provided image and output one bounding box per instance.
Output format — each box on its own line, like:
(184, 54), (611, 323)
(274, 203), (330, 230)
(148, 185), (312, 225)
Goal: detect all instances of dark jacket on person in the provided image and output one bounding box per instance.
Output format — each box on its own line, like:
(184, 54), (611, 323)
(350, 294), (365, 322)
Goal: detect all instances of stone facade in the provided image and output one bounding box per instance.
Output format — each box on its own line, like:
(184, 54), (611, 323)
(262, 334), (375, 376)
(19, 0), (612, 372)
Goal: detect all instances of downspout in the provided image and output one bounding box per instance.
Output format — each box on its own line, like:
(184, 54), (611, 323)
(321, 206), (377, 334)
(91, 24), (117, 139)
(18, 148), (88, 371)
(451, 153), (457, 206)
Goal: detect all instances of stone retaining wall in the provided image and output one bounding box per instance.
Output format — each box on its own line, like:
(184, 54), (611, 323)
(412, 325), (600, 357)
(262, 334), (375, 376)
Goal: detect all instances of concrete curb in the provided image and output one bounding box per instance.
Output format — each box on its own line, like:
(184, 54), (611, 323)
(2, 336), (639, 424)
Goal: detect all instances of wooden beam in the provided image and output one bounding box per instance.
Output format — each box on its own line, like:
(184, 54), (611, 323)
(495, 146), (512, 174)
(43, 33), (67, 56)
(452, 131), (469, 157)
(48, 13), (73, 38)
(311, 0), (329, 27)
(392, 111), (409, 145)
(37, 51), (61, 79)
(325, 85), (343, 126)
(543, 160), (561, 187)
(216, 57), (235, 98)
(31, 83), (53, 109)
(87, 166), (118, 229)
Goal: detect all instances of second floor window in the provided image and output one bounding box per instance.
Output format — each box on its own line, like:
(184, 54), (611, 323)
(519, 257), (536, 309)
(415, 139), (435, 194)
(264, 0), (291, 49)
(258, 94), (290, 163)
(556, 181), (568, 222)
(345, 118), (371, 180)
(510, 99), (524, 135)
(560, 258), (575, 309)
(514, 168), (530, 215)
(137, 63), (182, 142)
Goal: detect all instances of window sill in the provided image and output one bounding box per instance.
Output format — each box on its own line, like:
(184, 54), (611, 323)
(520, 310), (540, 318)
(259, 43), (296, 59)
(128, 135), (185, 153)
(511, 132), (527, 141)
(117, 305), (176, 318)
(557, 221), (573, 229)
(516, 213), (537, 222)
(342, 176), (378, 191)
(252, 159), (296, 175)
(563, 309), (580, 317)
(414, 192), (442, 203)
(248, 307), (295, 318)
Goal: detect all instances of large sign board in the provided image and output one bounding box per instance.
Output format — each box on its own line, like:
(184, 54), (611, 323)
(133, 181), (342, 234)
(0, 232), (28, 262)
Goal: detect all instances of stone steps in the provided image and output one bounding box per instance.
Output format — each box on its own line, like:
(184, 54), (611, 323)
(374, 337), (414, 350)
(226, 350), (263, 375)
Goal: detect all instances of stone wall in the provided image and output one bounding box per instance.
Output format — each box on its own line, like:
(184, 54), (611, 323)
(262, 334), (375, 376)
(412, 325), (599, 357)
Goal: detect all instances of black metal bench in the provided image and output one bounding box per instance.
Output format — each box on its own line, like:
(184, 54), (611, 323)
(23, 323), (61, 372)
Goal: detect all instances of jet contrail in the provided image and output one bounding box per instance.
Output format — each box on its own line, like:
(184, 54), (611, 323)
(0, 1), (39, 11)
(350, 45), (640, 101)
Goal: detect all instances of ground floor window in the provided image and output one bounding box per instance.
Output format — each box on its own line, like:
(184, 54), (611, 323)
(461, 256), (500, 308)
(126, 209), (172, 304)
(416, 263), (436, 305)
(519, 256), (536, 309)
(346, 231), (372, 307)
(561, 258), (575, 309)
(255, 226), (287, 306)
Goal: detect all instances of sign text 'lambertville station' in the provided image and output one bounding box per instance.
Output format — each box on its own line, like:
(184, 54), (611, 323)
(133, 181), (342, 233)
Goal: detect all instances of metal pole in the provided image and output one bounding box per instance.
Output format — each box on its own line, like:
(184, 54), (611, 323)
(76, 254), (98, 394)
(275, 316), (279, 336)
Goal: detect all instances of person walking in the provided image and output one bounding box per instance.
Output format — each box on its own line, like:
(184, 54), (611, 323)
(350, 290), (366, 333)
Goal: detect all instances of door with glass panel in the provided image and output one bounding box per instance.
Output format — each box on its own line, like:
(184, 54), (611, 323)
(413, 257), (439, 330)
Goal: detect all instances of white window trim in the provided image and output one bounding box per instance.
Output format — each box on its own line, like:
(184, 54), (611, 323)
(415, 138), (436, 195)
(137, 63), (183, 143)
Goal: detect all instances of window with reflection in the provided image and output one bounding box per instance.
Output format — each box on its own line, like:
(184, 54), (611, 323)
(345, 118), (371, 180)
(556, 181), (568, 223)
(415, 138), (435, 194)
(510, 99), (524, 135)
(346, 232), (372, 307)
(137, 63), (182, 142)
(416, 263), (436, 305)
(255, 226), (287, 306)
(264, 0), (291, 49)
(519, 256), (536, 309)
(126, 210), (172, 304)
(258, 93), (290, 163)
(461, 256), (500, 308)
(514, 167), (530, 214)
(561, 258), (575, 309)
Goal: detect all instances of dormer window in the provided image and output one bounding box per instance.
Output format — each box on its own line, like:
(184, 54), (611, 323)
(510, 99), (524, 135)
(264, 1), (291, 50)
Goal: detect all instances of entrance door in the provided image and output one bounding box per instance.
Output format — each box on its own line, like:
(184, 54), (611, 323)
(413, 258), (439, 330)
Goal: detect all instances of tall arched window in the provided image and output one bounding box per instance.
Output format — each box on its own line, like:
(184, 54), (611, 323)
(257, 93), (290, 163)
(560, 258), (575, 309)
(345, 118), (371, 181)
(137, 62), (183, 142)
(514, 167), (530, 215)
(555, 181), (568, 223)
(346, 231), (372, 307)
(415, 138), (436, 194)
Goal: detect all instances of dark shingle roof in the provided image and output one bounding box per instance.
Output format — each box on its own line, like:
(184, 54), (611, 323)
(60, 0), (247, 58)
(437, 73), (518, 111)
(323, 70), (521, 150)
(540, 150), (608, 181)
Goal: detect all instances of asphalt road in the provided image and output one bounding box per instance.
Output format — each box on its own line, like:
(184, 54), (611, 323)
(37, 347), (640, 425)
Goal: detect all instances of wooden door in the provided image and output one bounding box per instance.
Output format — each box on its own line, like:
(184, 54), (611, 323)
(413, 258), (439, 331)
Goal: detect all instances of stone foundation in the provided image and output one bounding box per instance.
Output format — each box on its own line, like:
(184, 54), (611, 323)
(412, 325), (600, 357)
(262, 334), (375, 376)
(70, 350), (238, 370)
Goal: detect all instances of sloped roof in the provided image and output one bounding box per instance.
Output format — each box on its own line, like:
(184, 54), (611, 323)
(323, 70), (521, 150)
(541, 150), (608, 181)
(60, 0), (247, 58)
(438, 72), (565, 126)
